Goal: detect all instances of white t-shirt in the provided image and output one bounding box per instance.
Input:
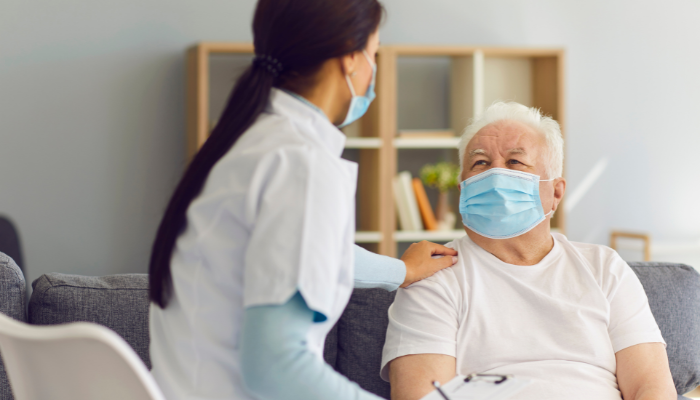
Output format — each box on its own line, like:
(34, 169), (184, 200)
(381, 233), (665, 400)
(149, 89), (357, 400)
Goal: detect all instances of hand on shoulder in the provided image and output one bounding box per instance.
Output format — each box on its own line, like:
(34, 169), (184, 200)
(400, 241), (459, 288)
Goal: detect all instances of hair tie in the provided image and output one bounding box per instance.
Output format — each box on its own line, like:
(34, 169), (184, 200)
(253, 54), (284, 78)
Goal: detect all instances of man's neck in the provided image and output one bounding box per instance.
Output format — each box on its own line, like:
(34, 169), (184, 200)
(466, 223), (554, 266)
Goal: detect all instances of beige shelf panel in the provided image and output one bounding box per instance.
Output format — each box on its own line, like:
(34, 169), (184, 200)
(394, 137), (460, 149)
(395, 229), (466, 242)
(355, 231), (383, 243)
(484, 56), (533, 108)
(345, 138), (383, 149)
(389, 45), (562, 57)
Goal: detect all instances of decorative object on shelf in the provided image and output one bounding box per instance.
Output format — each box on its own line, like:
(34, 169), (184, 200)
(411, 178), (438, 231)
(420, 162), (460, 231)
(393, 171), (423, 231)
(610, 231), (651, 261)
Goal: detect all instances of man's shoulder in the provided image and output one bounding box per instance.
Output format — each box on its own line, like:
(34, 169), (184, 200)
(406, 261), (462, 292)
(554, 233), (629, 277)
(403, 236), (470, 292)
(555, 233), (619, 259)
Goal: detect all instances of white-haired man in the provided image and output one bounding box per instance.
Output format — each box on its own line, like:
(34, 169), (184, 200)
(381, 102), (676, 400)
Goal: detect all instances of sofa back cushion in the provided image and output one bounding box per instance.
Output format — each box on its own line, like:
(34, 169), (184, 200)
(27, 272), (341, 373)
(629, 263), (700, 395)
(29, 273), (151, 368)
(0, 252), (26, 400)
(334, 289), (395, 398)
(335, 263), (700, 399)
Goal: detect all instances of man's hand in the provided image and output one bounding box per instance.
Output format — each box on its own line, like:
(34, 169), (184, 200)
(400, 241), (458, 288)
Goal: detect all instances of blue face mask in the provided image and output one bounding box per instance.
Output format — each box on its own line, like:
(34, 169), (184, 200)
(338, 50), (376, 128)
(459, 168), (554, 239)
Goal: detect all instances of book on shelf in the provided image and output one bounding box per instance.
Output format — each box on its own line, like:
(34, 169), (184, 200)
(393, 172), (413, 231)
(393, 171), (423, 231)
(412, 178), (438, 231)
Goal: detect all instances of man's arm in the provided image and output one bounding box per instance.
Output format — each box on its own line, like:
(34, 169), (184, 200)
(616, 343), (676, 400)
(380, 261), (461, 400)
(388, 354), (456, 400)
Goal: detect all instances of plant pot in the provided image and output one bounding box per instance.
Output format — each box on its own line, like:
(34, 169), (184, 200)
(435, 191), (456, 231)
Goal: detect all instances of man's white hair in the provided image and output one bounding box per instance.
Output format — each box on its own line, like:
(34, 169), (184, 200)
(458, 102), (564, 179)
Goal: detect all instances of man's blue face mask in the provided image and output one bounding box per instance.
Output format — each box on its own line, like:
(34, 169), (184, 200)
(458, 168), (554, 239)
(337, 50), (376, 129)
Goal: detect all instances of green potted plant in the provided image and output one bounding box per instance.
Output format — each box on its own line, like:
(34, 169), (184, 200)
(420, 162), (460, 231)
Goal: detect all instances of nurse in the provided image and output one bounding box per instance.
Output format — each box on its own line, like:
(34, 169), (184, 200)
(148, 0), (458, 399)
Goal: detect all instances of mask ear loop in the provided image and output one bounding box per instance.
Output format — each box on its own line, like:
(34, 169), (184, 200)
(362, 49), (374, 66)
(345, 74), (357, 97)
(540, 176), (558, 216)
(345, 50), (374, 97)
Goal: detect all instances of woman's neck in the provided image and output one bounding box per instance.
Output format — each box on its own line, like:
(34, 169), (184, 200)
(285, 59), (350, 126)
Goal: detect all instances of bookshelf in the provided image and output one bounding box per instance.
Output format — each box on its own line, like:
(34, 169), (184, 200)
(186, 43), (565, 257)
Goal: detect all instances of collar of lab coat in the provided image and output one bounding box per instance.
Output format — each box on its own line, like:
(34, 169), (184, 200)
(268, 88), (346, 157)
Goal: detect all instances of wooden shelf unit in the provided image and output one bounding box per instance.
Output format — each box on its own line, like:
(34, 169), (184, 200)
(186, 43), (565, 257)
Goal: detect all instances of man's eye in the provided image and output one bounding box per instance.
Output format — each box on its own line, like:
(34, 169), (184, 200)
(473, 160), (487, 167)
(508, 159), (522, 165)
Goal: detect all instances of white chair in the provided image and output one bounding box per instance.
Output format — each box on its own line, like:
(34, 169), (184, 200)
(0, 312), (165, 400)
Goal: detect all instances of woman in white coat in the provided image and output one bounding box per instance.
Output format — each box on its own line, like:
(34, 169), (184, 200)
(148, 1), (457, 399)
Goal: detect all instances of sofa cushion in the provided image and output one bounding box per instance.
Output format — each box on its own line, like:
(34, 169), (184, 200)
(0, 252), (26, 400)
(27, 272), (340, 373)
(0, 252), (26, 324)
(629, 263), (700, 395)
(324, 322), (339, 368)
(335, 288), (396, 399)
(29, 273), (151, 368)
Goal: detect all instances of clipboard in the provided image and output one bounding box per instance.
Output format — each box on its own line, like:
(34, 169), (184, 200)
(420, 374), (530, 400)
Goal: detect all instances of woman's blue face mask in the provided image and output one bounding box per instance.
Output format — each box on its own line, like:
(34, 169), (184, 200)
(459, 168), (554, 239)
(337, 50), (376, 128)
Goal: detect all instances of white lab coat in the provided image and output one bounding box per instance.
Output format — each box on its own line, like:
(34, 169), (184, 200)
(149, 88), (357, 400)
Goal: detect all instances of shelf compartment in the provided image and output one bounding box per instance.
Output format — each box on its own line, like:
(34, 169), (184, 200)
(397, 56), (451, 132)
(345, 137), (383, 149)
(394, 229), (466, 242)
(355, 231), (383, 243)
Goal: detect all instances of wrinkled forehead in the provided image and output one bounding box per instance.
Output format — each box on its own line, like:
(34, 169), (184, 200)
(466, 120), (545, 155)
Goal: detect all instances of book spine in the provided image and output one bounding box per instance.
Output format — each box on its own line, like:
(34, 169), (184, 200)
(393, 175), (412, 231)
(398, 171), (423, 231)
(412, 178), (438, 231)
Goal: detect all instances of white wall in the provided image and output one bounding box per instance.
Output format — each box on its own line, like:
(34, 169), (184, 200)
(1, 0), (699, 285)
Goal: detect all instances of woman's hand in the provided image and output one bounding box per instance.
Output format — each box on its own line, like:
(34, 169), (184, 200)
(400, 241), (458, 288)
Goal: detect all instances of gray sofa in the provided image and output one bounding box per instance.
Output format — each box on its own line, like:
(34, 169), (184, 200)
(1, 252), (699, 400)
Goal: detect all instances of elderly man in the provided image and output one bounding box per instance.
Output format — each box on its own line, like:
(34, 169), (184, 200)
(380, 102), (676, 400)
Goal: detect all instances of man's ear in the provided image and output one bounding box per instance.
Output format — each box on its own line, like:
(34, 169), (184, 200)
(551, 178), (566, 212)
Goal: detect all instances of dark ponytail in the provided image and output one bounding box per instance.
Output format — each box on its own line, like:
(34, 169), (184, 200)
(150, 0), (385, 308)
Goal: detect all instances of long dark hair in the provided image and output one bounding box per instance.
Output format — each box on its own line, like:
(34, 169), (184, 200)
(150, 0), (385, 308)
